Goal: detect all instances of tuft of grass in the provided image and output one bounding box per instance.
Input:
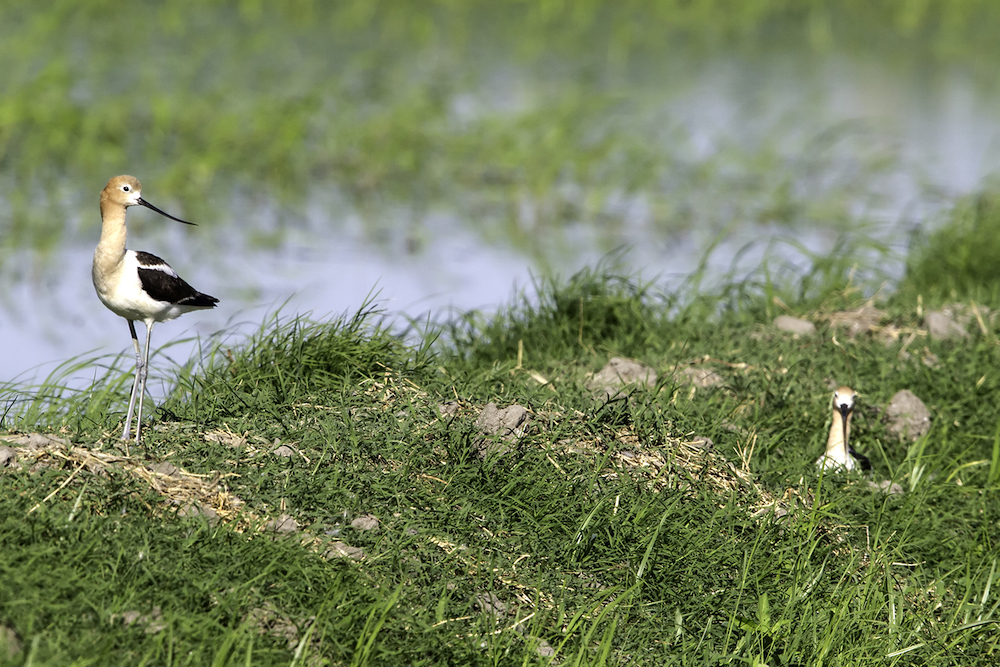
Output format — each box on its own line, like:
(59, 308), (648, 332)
(164, 301), (426, 429)
(0, 351), (132, 436)
(900, 189), (1000, 304)
(446, 261), (670, 369)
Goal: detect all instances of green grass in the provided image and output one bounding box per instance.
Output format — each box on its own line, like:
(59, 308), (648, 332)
(5, 4), (1000, 662)
(4, 241), (1000, 664)
(899, 189), (1000, 305)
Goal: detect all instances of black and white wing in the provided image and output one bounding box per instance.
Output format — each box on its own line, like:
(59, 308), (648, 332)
(134, 251), (218, 307)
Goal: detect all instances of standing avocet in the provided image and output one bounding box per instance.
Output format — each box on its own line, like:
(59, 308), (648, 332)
(816, 386), (871, 472)
(92, 175), (218, 446)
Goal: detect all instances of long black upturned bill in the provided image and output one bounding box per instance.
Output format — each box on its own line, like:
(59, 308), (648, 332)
(139, 197), (196, 225)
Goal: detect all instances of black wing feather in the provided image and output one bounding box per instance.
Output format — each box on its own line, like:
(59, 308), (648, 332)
(135, 251), (219, 307)
(849, 446), (872, 472)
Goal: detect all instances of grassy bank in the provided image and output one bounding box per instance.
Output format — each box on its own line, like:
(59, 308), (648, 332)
(3, 241), (1000, 664)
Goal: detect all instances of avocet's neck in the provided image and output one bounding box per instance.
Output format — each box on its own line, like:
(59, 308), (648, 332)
(825, 402), (853, 466)
(95, 197), (129, 269)
(93, 198), (130, 298)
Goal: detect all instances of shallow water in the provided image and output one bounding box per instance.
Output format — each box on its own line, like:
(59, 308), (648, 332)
(3, 49), (1000, 391)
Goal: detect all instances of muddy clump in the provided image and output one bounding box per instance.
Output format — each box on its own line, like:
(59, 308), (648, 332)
(885, 390), (931, 441)
(774, 315), (816, 336)
(475, 403), (531, 457)
(588, 357), (657, 400)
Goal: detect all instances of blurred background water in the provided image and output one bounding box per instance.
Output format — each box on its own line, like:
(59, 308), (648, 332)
(3, 1), (1000, 388)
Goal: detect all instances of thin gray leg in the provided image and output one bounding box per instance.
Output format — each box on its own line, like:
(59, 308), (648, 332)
(122, 320), (143, 442)
(133, 321), (154, 446)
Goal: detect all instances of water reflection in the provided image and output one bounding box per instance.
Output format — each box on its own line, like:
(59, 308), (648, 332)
(4, 50), (1000, 389)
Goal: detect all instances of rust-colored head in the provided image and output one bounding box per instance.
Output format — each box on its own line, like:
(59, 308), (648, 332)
(100, 175), (195, 225)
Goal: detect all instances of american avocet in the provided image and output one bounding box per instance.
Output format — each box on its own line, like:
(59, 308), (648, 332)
(92, 175), (218, 446)
(816, 386), (871, 472)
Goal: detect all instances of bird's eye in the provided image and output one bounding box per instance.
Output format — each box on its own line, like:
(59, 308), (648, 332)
(122, 185), (131, 192)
